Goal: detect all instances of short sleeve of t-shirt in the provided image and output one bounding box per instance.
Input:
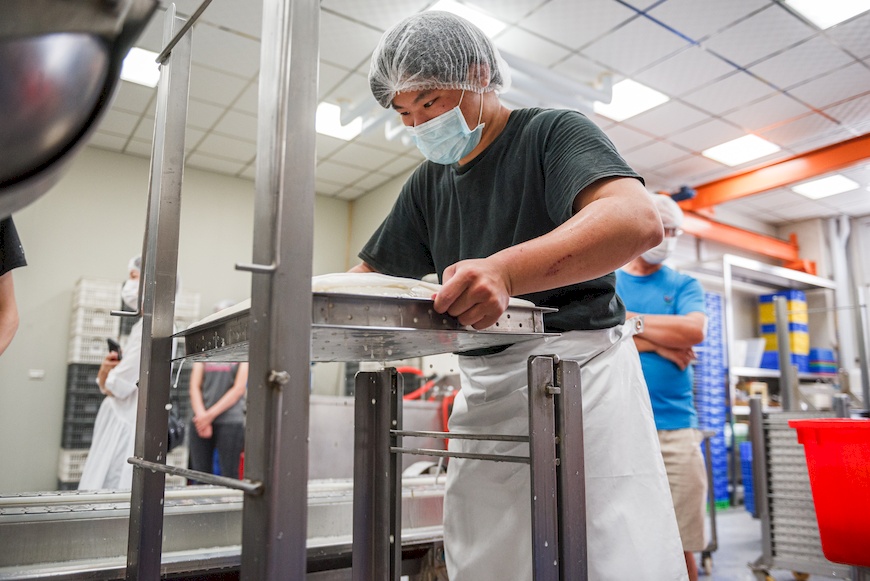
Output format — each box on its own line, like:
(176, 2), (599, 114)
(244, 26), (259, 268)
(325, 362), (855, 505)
(0, 217), (27, 277)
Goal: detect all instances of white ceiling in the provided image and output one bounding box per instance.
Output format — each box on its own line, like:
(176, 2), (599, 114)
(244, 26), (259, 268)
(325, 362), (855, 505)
(88, 0), (870, 226)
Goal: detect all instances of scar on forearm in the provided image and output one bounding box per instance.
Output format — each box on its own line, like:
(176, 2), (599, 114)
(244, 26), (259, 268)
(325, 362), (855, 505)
(545, 254), (573, 276)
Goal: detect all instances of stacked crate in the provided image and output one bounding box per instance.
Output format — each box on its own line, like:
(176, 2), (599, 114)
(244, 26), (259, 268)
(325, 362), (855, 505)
(59, 279), (122, 489)
(694, 291), (730, 508)
(758, 290), (809, 372)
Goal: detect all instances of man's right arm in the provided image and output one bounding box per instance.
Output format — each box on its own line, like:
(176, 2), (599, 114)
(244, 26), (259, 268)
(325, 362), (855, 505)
(0, 271), (19, 356)
(349, 261), (378, 273)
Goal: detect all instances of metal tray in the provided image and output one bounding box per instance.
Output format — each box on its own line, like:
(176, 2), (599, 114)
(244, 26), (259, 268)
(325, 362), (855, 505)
(175, 292), (557, 362)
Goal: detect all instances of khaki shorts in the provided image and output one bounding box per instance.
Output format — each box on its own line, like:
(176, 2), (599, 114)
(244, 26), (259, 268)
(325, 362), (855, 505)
(658, 428), (708, 552)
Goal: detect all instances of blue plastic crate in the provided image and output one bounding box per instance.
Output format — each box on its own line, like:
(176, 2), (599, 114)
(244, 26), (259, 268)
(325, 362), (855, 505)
(758, 290), (806, 303)
(739, 441), (756, 516)
(760, 351), (809, 372)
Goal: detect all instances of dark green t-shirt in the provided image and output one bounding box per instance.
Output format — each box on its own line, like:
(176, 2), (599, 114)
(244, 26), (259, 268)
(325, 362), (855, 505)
(359, 107), (643, 335)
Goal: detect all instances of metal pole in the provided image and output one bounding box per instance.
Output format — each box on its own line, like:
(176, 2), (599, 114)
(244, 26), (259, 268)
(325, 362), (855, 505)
(723, 256), (739, 504)
(126, 7), (190, 579)
(527, 356), (560, 581)
(239, 0), (319, 579)
(353, 369), (402, 581)
(554, 359), (587, 581)
(749, 398), (772, 565)
(855, 286), (870, 411)
(774, 296), (797, 411)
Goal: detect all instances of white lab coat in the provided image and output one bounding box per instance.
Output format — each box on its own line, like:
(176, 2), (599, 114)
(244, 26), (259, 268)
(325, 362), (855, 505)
(444, 320), (687, 581)
(78, 319), (142, 491)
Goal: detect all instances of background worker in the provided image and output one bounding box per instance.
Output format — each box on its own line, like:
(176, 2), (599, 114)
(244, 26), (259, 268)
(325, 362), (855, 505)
(0, 216), (27, 356)
(353, 11), (686, 580)
(616, 193), (709, 580)
(188, 301), (248, 480)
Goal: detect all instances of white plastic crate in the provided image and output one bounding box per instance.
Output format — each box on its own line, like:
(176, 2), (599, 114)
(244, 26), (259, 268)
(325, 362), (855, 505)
(69, 306), (120, 338)
(72, 279), (122, 309)
(68, 335), (111, 365)
(57, 449), (89, 482)
(175, 290), (201, 320)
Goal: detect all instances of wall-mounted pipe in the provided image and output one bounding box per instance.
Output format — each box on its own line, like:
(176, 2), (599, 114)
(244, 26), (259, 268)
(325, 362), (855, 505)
(828, 216), (856, 373)
(500, 49), (613, 104)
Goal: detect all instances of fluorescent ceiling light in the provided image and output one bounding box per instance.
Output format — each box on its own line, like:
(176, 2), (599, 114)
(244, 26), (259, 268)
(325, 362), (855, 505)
(428, 0), (508, 36)
(121, 47), (160, 88)
(593, 79), (669, 122)
(792, 175), (860, 199)
(316, 102), (362, 141)
(784, 0), (870, 29)
(702, 134), (781, 167)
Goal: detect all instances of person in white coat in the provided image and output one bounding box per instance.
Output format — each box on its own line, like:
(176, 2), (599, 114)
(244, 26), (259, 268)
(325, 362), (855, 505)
(79, 257), (142, 490)
(353, 11), (687, 580)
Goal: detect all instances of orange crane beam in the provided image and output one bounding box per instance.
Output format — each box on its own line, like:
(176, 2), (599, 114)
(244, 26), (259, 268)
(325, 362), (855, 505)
(681, 211), (817, 274)
(682, 132), (870, 211)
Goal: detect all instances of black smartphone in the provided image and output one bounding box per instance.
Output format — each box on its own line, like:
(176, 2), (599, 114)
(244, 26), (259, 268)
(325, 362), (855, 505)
(107, 337), (122, 360)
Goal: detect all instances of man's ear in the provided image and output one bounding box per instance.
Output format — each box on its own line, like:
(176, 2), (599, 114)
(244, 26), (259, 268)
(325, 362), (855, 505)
(467, 63), (491, 88)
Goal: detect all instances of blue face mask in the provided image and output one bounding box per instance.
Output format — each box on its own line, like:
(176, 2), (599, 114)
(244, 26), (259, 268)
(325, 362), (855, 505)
(406, 91), (484, 165)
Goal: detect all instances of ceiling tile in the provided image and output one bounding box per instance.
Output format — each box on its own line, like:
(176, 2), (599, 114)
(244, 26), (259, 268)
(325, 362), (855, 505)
(550, 53), (612, 88)
(824, 93), (870, 130)
(320, 0), (428, 31)
(656, 153), (728, 184)
(112, 82), (157, 116)
(818, 188), (870, 210)
(786, 127), (860, 156)
(192, 24), (261, 78)
(760, 113), (842, 149)
(647, 0), (768, 41)
(622, 140), (691, 169)
(194, 1), (263, 38)
(88, 133), (127, 152)
(186, 153), (247, 176)
(233, 82), (259, 115)
(825, 11), (870, 59)
(189, 65), (249, 107)
(621, 100), (710, 137)
(772, 198), (840, 221)
(323, 72), (373, 110)
(681, 71), (776, 116)
(749, 36), (855, 90)
(666, 118), (744, 153)
(317, 159), (370, 183)
(195, 133), (257, 162)
(787, 62), (870, 110)
(633, 45), (735, 97)
(320, 62), (354, 99)
(320, 11), (385, 70)
(702, 5), (815, 68)
(239, 164), (256, 182)
(722, 92), (813, 132)
(582, 16), (689, 76)
(601, 124), (655, 154)
(316, 134), (349, 161)
(213, 110), (258, 143)
(378, 155), (422, 176)
(521, 0), (635, 50)
(124, 138), (153, 158)
(134, 8), (167, 53)
(315, 178), (345, 196)
(96, 109), (141, 136)
(336, 186), (368, 201)
(328, 142), (398, 170)
(354, 172), (394, 191)
(494, 28), (572, 68)
(467, 0), (550, 24)
(353, 126), (414, 155)
(186, 99), (228, 131)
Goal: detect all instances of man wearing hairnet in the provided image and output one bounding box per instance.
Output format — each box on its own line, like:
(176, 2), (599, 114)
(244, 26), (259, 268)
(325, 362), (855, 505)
(353, 11), (686, 580)
(617, 194), (709, 581)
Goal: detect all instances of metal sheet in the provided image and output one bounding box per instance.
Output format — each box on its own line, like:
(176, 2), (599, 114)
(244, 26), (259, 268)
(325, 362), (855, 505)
(176, 293), (557, 362)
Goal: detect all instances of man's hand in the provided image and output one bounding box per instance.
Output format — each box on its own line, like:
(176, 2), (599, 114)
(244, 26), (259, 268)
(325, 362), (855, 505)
(97, 352), (121, 395)
(435, 258), (511, 330)
(193, 411), (214, 438)
(655, 345), (697, 371)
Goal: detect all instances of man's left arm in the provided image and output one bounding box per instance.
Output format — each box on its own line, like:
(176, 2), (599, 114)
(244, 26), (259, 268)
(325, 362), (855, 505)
(0, 271), (20, 356)
(628, 310), (707, 349)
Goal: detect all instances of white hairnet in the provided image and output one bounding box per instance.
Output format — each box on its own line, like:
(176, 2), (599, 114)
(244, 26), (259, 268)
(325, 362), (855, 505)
(369, 11), (511, 108)
(651, 194), (684, 229)
(128, 255), (141, 273)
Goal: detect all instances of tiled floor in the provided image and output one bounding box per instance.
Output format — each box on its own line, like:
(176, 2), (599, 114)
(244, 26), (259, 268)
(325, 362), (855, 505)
(700, 507), (862, 581)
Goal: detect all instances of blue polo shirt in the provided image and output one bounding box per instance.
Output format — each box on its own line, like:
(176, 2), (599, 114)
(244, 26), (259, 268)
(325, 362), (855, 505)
(616, 266), (705, 430)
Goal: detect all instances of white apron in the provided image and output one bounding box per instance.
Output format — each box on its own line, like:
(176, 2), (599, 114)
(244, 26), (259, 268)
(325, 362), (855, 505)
(444, 320), (687, 581)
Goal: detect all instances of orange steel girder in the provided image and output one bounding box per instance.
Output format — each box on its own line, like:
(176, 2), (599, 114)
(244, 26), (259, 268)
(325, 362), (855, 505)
(681, 211), (817, 275)
(682, 132), (870, 211)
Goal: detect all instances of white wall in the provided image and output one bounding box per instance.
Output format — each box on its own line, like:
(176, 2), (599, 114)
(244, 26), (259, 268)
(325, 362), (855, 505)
(0, 146), (350, 493)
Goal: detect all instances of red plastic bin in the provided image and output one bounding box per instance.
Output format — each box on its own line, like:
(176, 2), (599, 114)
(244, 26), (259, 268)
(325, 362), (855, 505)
(788, 418), (870, 568)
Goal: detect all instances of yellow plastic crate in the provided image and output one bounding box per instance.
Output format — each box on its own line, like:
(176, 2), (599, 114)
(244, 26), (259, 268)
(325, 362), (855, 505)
(762, 331), (810, 354)
(758, 300), (808, 325)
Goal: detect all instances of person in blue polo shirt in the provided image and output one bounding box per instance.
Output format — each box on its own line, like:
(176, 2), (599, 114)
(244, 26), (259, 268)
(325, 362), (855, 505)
(616, 192), (708, 581)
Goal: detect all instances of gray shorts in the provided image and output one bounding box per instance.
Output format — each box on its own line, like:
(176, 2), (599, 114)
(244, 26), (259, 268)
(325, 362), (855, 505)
(658, 428), (709, 552)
